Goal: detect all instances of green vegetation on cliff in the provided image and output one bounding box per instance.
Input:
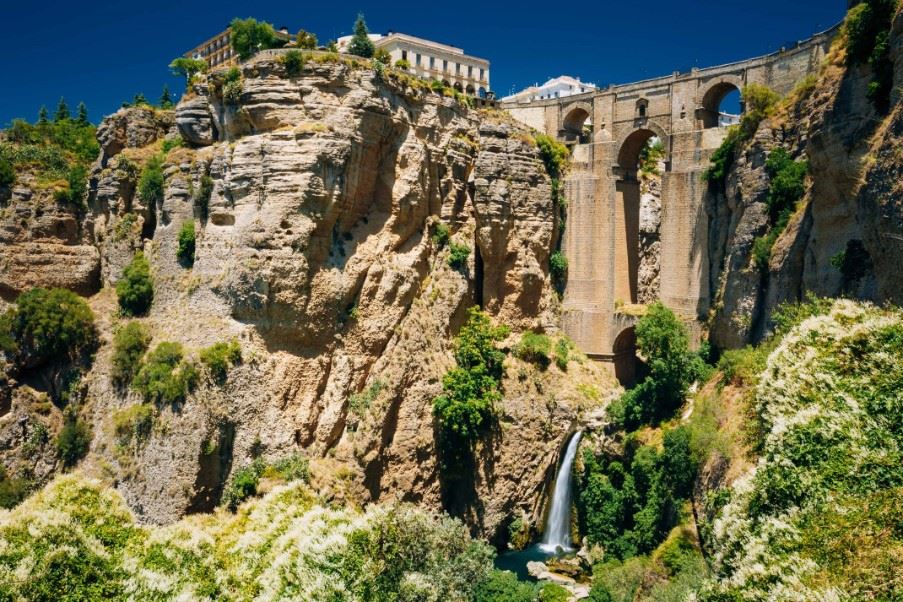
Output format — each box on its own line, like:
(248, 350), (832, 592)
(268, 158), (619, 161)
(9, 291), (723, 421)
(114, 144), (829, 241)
(116, 251), (154, 316)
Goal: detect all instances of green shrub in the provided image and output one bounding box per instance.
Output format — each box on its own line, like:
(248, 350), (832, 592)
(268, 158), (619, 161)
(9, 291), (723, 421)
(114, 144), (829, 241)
(0, 287), (96, 367)
(222, 79), (243, 105)
(348, 379), (386, 416)
(281, 49), (305, 77)
(717, 346), (768, 386)
(116, 251), (154, 316)
(137, 154), (164, 207)
(111, 321), (150, 386)
(132, 341), (198, 404)
(539, 583), (570, 602)
(267, 454), (310, 483)
(554, 338), (571, 371)
(0, 465), (29, 509)
(53, 164), (88, 207)
(0, 158), (15, 188)
(111, 404), (155, 446)
(448, 241), (471, 269)
(751, 148), (808, 272)
(550, 250), (568, 285)
(535, 134), (570, 179)
(394, 58), (411, 70)
(199, 340), (241, 384)
(177, 220), (196, 267)
(474, 570), (537, 602)
(588, 583), (613, 602)
(161, 137), (183, 154)
(432, 222), (450, 247)
(739, 84), (779, 139)
(704, 126), (742, 184)
(57, 413), (91, 468)
(222, 458), (265, 511)
(515, 331), (552, 368)
(169, 57), (207, 85)
(196, 174), (213, 219)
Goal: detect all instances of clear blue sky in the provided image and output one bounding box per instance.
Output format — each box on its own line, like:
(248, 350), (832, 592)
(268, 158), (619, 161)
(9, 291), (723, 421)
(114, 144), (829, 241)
(0, 1), (846, 126)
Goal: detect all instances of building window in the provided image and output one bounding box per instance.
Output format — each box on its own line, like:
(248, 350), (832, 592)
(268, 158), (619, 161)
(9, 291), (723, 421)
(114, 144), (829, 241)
(416, 53), (421, 66)
(479, 68), (484, 81)
(443, 59), (448, 72)
(402, 50), (408, 61)
(429, 56), (435, 69)
(456, 63), (461, 75)
(468, 65), (473, 77)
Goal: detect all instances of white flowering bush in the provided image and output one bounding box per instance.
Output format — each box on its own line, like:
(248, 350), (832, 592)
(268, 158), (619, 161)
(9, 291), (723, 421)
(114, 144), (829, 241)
(0, 475), (494, 601)
(700, 300), (903, 601)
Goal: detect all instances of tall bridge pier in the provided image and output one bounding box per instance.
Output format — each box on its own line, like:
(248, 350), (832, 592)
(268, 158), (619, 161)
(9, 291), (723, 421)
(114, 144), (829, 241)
(502, 26), (838, 380)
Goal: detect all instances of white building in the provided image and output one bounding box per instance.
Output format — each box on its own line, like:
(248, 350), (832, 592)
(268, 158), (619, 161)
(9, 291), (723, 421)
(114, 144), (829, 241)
(337, 32), (490, 97)
(502, 76), (597, 103)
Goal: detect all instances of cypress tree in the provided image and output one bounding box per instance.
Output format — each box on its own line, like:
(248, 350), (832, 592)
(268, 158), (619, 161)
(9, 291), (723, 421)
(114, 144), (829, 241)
(54, 97), (70, 122)
(76, 102), (89, 125)
(37, 106), (49, 125)
(160, 85), (173, 109)
(347, 14), (375, 58)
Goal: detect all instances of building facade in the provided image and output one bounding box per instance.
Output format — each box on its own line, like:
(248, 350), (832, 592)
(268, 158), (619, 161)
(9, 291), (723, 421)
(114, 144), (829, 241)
(337, 32), (490, 97)
(502, 76), (597, 103)
(185, 27), (292, 69)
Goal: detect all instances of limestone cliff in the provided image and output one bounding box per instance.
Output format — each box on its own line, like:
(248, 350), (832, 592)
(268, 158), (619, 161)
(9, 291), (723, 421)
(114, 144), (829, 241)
(708, 8), (903, 347)
(0, 54), (612, 541)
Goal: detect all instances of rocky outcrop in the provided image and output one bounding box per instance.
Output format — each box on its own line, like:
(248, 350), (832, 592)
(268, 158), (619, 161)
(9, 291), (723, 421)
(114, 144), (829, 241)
(1, 56), (613, 538)
(708, 17), (903, 347)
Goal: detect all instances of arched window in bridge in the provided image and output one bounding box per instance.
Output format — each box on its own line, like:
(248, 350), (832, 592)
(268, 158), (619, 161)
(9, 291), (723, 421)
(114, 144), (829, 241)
(701, 82), (742, 128)
(636, 98), (649, 119)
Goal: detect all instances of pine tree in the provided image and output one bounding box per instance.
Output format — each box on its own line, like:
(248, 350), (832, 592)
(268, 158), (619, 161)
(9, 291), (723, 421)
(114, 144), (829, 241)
(133, 93), (148, 106)
(347, 14), (375, 58)
(160, 85), (173, 109)
(54, 97), (70, 122)
(76, 102), (89, 125)
(37, 106), (49, 125)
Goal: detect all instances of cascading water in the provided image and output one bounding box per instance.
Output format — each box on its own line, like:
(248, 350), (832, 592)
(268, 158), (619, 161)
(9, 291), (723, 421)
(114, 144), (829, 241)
(538, 431), (582, 553)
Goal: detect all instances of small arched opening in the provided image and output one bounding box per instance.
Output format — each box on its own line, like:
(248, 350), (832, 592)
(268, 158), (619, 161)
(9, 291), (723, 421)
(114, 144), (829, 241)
(701, 82), (743, 128)
(453, 82), (464, 92)
(465, 84), (476, 96)
(478, 86), (487, 99)
(442, 79), (451, 88)
(636, 98), (649, 119)
(613, 327), (638, 386)
(562, 106), (592, 144)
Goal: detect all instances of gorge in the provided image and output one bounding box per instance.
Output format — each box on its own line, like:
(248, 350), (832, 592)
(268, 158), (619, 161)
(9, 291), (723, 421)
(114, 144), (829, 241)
(1, 2), (902, 600)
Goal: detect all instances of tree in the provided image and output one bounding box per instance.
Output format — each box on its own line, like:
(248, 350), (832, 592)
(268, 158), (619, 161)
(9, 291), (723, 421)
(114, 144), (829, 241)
(37, 106), (49, 125)
(177, 220), (196, 267)
(159, 85), (173, 109)
(56, 413), (91, 468)
(230, 17), (279, 61)
(326, 39), (338, 53)
(169, 57), (208, 85)
(132, 93), (148, 106)
(76, 102), (89, 126)
(54, 97), (70, 122)
(373, 47), (391, 65)
(111, 321), (151, 387)
(296, 29), (317, 49)
(347, 14), (375, 58)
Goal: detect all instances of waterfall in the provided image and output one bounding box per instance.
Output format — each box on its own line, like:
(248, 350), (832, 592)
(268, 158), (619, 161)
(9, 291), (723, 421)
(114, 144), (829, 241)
(539, 431), (582, 553)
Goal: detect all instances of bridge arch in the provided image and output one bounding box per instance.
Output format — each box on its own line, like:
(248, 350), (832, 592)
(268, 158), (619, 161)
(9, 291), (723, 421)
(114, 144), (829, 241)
(615, 123), (670, 174)
(612, 327), (638, 386)
(560, 101), (593, 143)
(698, 75), (745, 128)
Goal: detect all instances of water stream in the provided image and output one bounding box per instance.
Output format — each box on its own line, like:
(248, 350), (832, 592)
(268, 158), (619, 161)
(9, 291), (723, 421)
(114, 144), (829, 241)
(538, 431), (582, 552)
(495, 431), (583, 579)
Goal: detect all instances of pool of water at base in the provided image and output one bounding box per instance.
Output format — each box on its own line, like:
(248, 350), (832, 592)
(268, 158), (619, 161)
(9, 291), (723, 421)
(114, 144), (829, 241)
(494, 545), (570, 581)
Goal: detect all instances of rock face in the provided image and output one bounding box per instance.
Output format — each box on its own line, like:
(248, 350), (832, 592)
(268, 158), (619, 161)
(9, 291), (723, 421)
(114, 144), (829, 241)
(708, 16), (903, 347)
(638, 171), (662, 304)
(0, 55), (612, 540)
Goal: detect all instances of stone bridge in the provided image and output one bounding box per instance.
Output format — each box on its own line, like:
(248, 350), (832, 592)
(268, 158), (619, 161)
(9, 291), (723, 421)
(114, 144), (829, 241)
(502, 25), (838, 382)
